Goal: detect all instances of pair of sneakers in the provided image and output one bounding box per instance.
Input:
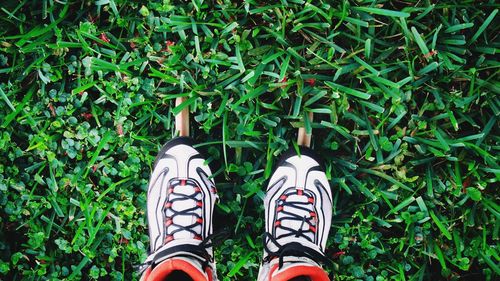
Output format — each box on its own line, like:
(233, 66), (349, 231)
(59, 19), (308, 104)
(139, 137), (332, 281)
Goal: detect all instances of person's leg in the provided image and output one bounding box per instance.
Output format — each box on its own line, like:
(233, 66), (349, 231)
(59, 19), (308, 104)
(257, 147), (332, 281)
(139, 137), (218, 281)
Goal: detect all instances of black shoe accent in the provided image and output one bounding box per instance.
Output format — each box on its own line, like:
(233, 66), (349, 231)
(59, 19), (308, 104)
(153, 137), (198, 168)
(275, 145), (325, 171)
(165, 270), (194, 281)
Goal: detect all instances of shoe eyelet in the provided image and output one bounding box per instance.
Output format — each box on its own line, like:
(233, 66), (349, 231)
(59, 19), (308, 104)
(165, 235), (174, 243)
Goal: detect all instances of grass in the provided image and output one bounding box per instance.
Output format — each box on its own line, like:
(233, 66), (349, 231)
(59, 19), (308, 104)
(0, 0), (499, 280)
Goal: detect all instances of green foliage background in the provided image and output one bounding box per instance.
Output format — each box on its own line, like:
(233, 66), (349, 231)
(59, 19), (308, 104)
(0, 0), (499, 280)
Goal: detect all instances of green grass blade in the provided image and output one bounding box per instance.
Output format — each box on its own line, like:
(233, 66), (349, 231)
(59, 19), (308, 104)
(353, 6), (410, 18)
(430, 210), (452, 240)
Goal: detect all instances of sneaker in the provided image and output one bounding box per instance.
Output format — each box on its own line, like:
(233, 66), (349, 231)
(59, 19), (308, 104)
(258, 147), (333, 281)
(139, 137), (218, 281)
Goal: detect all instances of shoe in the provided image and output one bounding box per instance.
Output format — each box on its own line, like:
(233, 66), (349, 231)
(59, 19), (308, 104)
(258, 147), (333, 281)
(139, 137), (218, 281)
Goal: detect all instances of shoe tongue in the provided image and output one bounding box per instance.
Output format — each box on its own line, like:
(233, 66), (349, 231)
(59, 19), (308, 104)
(166, 183), (202, 239)
(276, 193), (315, 242)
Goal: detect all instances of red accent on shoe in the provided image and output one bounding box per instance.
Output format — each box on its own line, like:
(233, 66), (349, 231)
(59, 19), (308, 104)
(196, 201), (203, 207)
(280, 195), (287, 200)
(309, 226), (317, 233)
(308, 197), (314, 203)
(196, 218), (203, 224)
(140, 266), (152, 281)
(277, 206), (284, 212)
(268, 264), (278, 281)
(194, 235), (202, 240)
(181, 179), (187, 186)
(147, 258), (208, 281)
(275, 221), (281, 227)
(206, 267), (214, 281)
(194, 187), (201, 192)
(269, 263), (330, 281)
(165, 202), (172, 208)
(168, 188), (174, 193)
(166, 219), (173, 226)
(310, 212), (316, 217)
(297, 190), (303, 196)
